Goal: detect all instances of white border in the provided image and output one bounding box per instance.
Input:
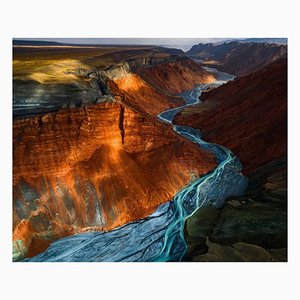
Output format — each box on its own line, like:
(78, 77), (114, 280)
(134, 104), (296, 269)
(1, 0), (299, 299)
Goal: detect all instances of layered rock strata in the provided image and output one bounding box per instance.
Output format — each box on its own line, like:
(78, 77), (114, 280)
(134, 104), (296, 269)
(135, 58), (216, 95)
(13, 101), (216, 260)
(13, 45), (218, 260)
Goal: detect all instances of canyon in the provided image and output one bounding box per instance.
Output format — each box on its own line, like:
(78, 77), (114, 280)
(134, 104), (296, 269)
(174, 58), (287, 175)
(13, 44), (216, 260)
(22, 70), (248, 262)
(174, 58), (287, 261)
(13, 39), (288, 262)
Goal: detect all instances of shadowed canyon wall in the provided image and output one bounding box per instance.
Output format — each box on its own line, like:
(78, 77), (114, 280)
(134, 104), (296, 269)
(174, 59), (287, 175)
(174, 59), (287, 262)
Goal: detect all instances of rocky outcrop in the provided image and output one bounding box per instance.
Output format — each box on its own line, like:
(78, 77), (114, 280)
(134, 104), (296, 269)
(174, 59), (287, 175)
(186, 41), (287, 76)
(13, 101), (216, 260)
(13, 65), (114, 118)
(183, 159), (287, 262)
(126, 54), (182, 70)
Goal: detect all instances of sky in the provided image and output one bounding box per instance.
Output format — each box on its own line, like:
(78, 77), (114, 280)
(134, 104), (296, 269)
(13, 38), (233, 51)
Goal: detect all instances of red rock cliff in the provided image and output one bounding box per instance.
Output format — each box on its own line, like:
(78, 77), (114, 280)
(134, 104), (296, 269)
(13, 100), (216, 259)
(108, 74), (180, 116)
(135, 58), (216, 95)
(13, 51), (218, 260)
(174, 59), (287, 175)
(108, 59), (216, 117)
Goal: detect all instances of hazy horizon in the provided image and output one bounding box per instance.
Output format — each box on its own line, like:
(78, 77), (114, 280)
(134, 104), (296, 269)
(13, 38), (234, 51)
(13, 38), (287, 51)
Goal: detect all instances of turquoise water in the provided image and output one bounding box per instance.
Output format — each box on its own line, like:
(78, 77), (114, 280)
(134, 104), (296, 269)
(24, 68), (248, 262)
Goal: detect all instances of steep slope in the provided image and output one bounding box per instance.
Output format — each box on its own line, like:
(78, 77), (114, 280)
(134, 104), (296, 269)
(174, 59), (287, 261)
(108, 61), (215, 116)
(134, 58), (216, 95)
(174, 59), (287, 175)
(13, 100), (216, 261)
(108, 72), (182, 116)
(186, 41), (287, 76)
(13, 44), (218, 261)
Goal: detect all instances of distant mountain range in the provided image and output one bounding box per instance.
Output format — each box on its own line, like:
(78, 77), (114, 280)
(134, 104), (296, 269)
(186, 41), (287, 76)
(240, 38), (287, 44)
(13, 38), (287, 49)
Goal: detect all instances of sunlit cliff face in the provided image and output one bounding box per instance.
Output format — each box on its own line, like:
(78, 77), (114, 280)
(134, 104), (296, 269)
(13, 101), (216, 260)
(135, 59), (216, 95)
(109, 74), (184, 117)
(13, 46), (218, 260)
(114, 73), (145, 92)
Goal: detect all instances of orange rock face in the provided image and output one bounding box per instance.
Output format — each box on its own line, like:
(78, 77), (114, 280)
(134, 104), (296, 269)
(13, 51), (219, 259)
(108, 74), (182, 116)
(174, 59), (287, 175)
(107, 60), (216, 117)
(13, 100), (216, 258)
(135, 58), (216, 95)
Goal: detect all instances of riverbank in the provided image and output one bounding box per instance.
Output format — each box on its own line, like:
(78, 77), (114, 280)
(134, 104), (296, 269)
(24, 67), (249, 262)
